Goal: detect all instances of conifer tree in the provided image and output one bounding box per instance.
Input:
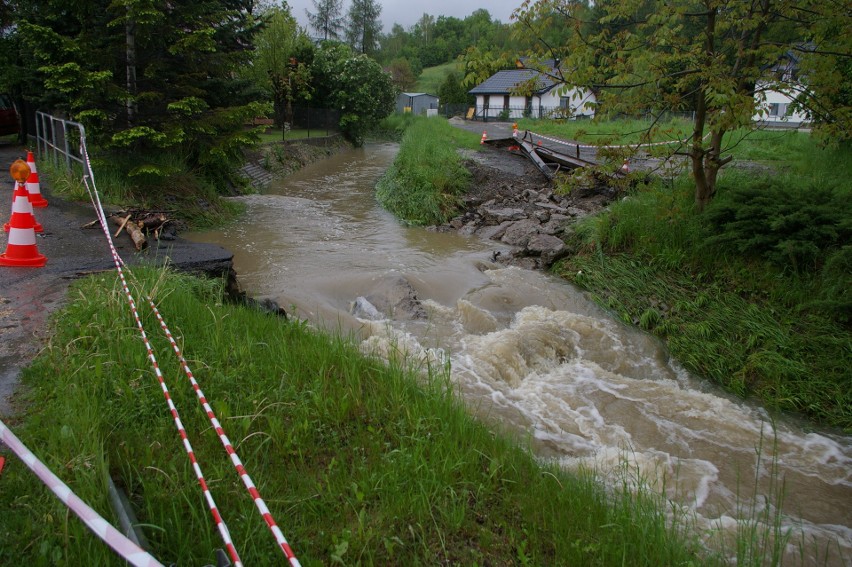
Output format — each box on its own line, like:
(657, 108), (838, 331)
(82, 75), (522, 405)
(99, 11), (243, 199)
(306, 0), (344, 41)
(345, 0), (382, 56)
(6, 0), (265, 188)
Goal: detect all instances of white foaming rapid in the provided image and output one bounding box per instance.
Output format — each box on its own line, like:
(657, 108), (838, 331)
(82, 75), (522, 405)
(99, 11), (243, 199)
(357, 267), (852, 566)
(187, 144), (851, 565)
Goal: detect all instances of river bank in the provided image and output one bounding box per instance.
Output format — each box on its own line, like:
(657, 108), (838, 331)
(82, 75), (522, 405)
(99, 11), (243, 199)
(186, 138), (852, 566)
(0, 135), (357, 418)
(3, 130), (849, 565)
(426, 118), (850, 432)
(0, 137), (715, 564)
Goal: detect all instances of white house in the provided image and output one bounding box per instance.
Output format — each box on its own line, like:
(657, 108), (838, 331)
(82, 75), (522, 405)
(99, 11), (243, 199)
(753, 50), (810, 125)
(754, 85), (810, 124)
(468, 61), (596, 121)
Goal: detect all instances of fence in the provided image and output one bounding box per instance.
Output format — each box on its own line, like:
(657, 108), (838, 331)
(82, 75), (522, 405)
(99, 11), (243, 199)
(34, 111), (90, 177)
(287, 106), (340, 138)
(466, 105), (595, 122)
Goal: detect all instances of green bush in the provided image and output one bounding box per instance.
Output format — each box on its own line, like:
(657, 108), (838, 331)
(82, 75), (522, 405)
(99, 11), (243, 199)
(703, 176), (851, 273)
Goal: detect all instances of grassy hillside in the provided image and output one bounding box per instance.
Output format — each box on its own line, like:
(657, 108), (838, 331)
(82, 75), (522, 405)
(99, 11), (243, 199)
(415, 61), (462, 95)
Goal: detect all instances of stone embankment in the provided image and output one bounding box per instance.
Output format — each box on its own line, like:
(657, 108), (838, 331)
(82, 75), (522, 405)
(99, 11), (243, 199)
(241, 135), (348, 189)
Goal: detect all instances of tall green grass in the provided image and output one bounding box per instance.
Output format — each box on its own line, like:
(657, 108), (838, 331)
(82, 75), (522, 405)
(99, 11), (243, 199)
(0, 267), (711, 565)
(376, 116), (480, 225)
(38, 158), (134, 206)
(555, 141), (852, 429)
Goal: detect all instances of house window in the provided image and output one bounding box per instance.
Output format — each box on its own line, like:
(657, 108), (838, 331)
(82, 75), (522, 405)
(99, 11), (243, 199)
(560, 96), (571, 109)
(483, 95), (490, 109)
(768, 102), (788, 117)
(503, 95), (510, 110)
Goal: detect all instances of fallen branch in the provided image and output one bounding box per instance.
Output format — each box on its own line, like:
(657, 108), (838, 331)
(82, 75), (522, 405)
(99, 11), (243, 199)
(113, 215), (131, 237)
(109, 214), (147, 251)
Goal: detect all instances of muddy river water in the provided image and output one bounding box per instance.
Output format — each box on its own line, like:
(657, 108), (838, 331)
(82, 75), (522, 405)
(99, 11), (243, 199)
(188, 143), (851, 564)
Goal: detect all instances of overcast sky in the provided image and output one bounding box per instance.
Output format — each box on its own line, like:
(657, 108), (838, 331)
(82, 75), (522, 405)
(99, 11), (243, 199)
(285, 0), (522, 33)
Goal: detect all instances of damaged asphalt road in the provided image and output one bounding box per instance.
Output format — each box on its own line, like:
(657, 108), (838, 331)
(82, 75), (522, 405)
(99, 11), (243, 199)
(0, 141), (234, 419)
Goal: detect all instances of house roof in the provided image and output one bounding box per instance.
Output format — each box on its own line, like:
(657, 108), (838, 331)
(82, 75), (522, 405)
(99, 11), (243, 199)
(468, 69), (557, 96)
(399, 92), (438, 98)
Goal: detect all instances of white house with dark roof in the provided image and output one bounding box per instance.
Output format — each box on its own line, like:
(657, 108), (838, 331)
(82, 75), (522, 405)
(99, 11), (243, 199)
(468, 62), (596, 121)
(753, 50), (810, 125)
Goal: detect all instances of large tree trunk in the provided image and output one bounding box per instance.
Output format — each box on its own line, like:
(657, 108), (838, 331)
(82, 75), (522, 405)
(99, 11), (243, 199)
(691, 84), (710, 211)
(693, 5), (720, 212)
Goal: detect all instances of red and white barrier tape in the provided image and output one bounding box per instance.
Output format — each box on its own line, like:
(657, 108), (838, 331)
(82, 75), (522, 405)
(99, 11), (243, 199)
(81, 142), (300, 564)
(147, 301), (301, 566)
(80, 163), (244, 566)
(0, 419), (164, 567)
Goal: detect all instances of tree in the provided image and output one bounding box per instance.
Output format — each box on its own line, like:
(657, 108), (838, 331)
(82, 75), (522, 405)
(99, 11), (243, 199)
(387, 58), (417, 91)
(345, 0), (382, 56)
(438, 71), (473, 106)
(7, 0), (265, 188)
(460, 46), (512, 88)
(306, 0), (344, 41)
(515, 0), (850, 210)
(311, 41), (395, 145)
(414, 13), (434, 47)
(789, 9), (852, 144)
(248, 5), (314, 128)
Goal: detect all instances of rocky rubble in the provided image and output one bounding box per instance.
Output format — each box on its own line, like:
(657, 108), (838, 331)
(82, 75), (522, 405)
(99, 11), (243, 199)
(429, 150), (620, 270)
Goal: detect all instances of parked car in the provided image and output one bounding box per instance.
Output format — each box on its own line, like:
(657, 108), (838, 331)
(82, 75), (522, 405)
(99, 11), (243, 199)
(0, 94), (20, 136)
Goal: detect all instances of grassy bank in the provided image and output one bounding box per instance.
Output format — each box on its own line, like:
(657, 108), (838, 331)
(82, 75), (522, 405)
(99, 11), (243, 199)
(376, 116), (480, 225)
(554, 139), (851, 430)
(378, 116), (849, 429)
(0, 268), (709, 565)
(38, 153), (243, 230)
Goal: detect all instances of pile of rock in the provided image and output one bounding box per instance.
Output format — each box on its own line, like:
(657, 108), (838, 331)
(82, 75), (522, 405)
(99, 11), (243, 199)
(432, 168), (617, 270)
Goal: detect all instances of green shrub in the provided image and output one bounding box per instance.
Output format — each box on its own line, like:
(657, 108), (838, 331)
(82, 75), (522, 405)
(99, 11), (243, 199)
(703, 176), (851, 273)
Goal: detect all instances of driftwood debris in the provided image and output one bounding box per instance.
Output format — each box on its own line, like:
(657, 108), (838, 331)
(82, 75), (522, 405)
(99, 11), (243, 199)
(85, 209), (176, 250)
(113, 214), (132, 237)
(109, 214), (147, 251)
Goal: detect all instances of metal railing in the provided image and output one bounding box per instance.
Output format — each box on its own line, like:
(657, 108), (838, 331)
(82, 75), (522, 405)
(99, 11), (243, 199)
(470, 105), (596, 121)
(34, 111), (91, 177)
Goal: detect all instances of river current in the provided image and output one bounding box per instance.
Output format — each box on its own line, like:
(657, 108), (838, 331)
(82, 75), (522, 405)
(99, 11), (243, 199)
(188, 143), (851, 565)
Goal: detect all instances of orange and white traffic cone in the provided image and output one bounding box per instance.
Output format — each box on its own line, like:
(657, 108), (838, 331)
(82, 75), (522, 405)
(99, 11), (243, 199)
(480, 130), (487, 144)
(25, 151), (48, 208)
(5, 159), (41, 233)
(0, 180), (47, 267)
(4, 180), (43, 233)
(621, 159), (630, 174)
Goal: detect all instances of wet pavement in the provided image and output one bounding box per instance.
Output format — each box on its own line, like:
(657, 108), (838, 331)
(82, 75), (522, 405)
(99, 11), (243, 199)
(0, 141), (233, 419)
